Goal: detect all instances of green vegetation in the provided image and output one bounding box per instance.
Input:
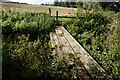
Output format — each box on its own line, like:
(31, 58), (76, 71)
(2, 2), (120, 80)
(2, 9), (78, 80)
(59, 6), (120, 79)
(2, 9), (54, 40)
(77, 2), (120, 12)
(54, 1), (120, 12)
(2, 9), (54, 79)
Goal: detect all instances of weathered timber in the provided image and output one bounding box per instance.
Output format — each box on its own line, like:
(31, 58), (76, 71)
(50, 27), (92, 79)
(50, 26), (108, 79)
(53, 16), (76, 18)
(50, 32), (63, 56)
(55, 27), (74, 54)
(57, 26), (105, 78)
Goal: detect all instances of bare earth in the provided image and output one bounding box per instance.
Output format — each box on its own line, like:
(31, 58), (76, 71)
(1, 2), (77, 16)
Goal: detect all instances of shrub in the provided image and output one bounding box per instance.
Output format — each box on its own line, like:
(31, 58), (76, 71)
(2, 9), (76, 80)
(59, 11), (120, 79)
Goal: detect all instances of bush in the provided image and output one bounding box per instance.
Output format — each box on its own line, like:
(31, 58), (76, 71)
(2, 9), (54, 79)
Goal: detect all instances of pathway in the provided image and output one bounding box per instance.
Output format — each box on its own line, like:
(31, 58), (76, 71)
(50, 26), (105, 79)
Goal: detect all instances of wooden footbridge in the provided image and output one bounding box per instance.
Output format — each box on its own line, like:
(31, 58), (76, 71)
(50, 26), (105, 79)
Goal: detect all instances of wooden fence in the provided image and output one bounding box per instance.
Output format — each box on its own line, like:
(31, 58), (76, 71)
(51, 11), (78, 20)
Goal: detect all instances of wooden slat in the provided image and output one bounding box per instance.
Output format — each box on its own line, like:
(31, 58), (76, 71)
(50, 32), (64, 58)
(51, 16), (84, 19)
(55, 27), (74, 66)
(55, 28), (74, 54)
(51, 16), (76, 18)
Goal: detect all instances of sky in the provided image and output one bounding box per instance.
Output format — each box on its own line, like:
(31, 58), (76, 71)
(9, 0), (54, 4)
(2, 0), (120, 4)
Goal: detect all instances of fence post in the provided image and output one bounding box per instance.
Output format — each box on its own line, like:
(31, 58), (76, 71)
(56, 11), (58, 23)
(49, 8), (51, 16)
(77, 13), (78, 17)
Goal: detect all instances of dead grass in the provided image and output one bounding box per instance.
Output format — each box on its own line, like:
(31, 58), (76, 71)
(2, 2), (77, 16)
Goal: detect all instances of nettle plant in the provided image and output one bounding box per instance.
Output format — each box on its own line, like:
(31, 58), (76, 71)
(2, 9), (56, 79)
(2, 35), (54, 79)
(2, 35), (77, 80)
(2, 9), (55, 40)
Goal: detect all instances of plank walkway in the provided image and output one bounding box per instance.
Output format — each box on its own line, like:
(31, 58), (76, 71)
(50, 26), (105, 79)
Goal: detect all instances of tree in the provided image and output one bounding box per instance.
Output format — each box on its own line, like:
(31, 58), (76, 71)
(64, 0), (70, 7)
(99, 2), (120, 12)
(77, 2), (120, 12)
(41, 3), (44, 5)
(54, 0), (59, 6)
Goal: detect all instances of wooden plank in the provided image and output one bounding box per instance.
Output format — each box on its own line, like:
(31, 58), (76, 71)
(52, 16), (76, 18)
(55, 28), (74, 54)
(50, 32), (56, 55)
(58, 26), (105, 78)
(55, 27), (74, 65)
(54, 27), (92, 79)
(50, 32), (64, 58)
(51, 16), (84, 19)
(50, 26), (106, 79)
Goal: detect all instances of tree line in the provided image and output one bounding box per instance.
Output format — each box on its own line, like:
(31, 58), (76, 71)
(54, 0), (120, 12)
(54, 0), (77, 7)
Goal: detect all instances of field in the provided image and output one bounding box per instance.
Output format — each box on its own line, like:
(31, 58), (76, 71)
(2, 2), (77, 16)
